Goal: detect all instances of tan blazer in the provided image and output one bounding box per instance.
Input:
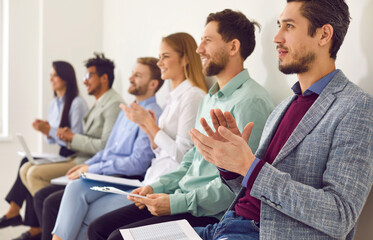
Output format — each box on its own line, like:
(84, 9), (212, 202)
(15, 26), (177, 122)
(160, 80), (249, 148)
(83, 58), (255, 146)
(70, 88), (124, 164)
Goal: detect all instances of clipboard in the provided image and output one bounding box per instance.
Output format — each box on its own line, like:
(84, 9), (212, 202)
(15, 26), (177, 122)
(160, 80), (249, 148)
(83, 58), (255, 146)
(90, 186), (147, 199)
(80, 172), (144, 187)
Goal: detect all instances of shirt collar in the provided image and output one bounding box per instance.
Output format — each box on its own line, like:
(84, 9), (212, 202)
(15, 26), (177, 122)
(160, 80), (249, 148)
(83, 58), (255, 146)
(291, 69), (339, 96)
(208, 69), (250, 99)
(136, 95), (157, 107)
(96, 88), (113, 104)
(169, 80), (192, 101)
(56, 95), (65, 104)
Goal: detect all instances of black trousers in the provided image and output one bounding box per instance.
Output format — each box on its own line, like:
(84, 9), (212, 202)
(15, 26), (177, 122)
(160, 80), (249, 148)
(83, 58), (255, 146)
(87, 203), (219, 240)
(5, 157), (39, 227)
(33, 184), (65, 240)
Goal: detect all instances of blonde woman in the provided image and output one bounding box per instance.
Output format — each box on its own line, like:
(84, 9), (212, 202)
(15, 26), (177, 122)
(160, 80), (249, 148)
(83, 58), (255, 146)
(50, 32), (207, 240)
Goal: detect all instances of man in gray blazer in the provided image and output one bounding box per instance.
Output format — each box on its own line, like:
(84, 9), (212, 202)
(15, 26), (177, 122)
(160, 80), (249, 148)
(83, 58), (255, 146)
(190, 0), (373, 239)
(20, 53), (123, 195)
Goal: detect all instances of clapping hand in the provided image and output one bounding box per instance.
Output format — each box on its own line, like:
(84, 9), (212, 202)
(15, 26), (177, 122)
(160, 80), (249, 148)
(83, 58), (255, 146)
(189, 109), (256, 176)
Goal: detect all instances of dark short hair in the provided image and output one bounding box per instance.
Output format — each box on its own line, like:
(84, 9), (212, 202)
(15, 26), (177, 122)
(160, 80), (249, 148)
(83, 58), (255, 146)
(137, 57), (164, 93)
(52, 61), (79, 128)
(84, 53), (115, 88)
(206, 9), (261, 61)
(287, 0), (350, 59)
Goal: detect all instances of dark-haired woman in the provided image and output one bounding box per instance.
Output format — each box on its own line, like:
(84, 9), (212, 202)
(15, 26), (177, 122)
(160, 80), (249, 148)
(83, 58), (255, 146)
(0, 61), (88, 240)
(36, 61), (88, 157)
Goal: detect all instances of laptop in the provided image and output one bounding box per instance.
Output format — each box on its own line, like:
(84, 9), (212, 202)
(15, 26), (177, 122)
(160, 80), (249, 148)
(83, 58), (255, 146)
(16, 133), (70, 165)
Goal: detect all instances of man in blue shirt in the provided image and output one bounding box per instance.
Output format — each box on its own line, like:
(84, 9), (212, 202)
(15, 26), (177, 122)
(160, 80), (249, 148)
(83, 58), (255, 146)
(32, 57), (164, 240)
(65, 57), (163, 179)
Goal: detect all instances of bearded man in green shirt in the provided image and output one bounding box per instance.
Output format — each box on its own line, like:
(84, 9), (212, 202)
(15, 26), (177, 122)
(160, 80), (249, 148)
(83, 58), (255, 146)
(87, 9), (274, 240)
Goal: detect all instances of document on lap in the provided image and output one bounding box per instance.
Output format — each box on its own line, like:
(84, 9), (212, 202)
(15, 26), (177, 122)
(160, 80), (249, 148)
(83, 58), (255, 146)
(17, 151), (68, 161)
(80, 172), (145, 187)
(50, 172), (146, 186)
(120, 219), (202, 240)
(50, 175), (71, 185)
(90, 186), (147, 199)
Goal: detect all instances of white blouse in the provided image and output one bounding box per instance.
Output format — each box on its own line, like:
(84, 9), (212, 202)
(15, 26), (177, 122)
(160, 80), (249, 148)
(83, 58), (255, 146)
(142, 80), (206, 185)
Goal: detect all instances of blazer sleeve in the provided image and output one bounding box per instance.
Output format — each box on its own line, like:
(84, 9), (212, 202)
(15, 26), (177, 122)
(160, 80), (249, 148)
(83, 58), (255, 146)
(70, 101), (121, 155)
(250, 95), (373, 239)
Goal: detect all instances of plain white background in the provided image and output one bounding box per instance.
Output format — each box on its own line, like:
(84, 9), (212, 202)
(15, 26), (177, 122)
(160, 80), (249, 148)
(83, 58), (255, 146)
(0, 0), (372, 239)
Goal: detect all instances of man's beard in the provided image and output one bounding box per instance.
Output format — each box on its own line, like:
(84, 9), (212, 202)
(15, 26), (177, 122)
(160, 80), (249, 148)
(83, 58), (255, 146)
(279, 51), (315, 74)
(203, 50), (229, 76)
(128, 84), (148, 96)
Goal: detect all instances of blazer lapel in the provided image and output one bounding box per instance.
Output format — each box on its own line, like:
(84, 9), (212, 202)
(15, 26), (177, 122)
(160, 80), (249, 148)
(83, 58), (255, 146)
(255, 96), (296, 159)
(83, 103), (99, 132)
(83, 89), (113, 132)
(272, 71), (348, 165)
(81, 105), (95, 132)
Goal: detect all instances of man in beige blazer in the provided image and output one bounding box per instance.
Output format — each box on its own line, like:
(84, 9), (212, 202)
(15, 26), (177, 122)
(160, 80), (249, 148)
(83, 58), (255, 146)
(20, 53), (123, 196)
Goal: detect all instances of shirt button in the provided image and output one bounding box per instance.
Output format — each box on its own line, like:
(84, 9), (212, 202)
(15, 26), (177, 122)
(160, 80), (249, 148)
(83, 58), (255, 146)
(276, 205), (283, 210)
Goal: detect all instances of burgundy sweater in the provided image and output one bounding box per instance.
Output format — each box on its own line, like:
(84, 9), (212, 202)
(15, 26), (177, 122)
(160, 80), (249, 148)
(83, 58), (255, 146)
(221, 94), (318, 222)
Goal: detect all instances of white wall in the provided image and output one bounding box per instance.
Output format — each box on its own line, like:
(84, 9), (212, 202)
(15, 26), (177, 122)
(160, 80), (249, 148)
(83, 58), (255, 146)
(0, 0), (372, 239)
(0, 0), (41, 221)
(102, 0), (373, 107)
(40, 0), (103, 152)
(0, 1), (103, 236)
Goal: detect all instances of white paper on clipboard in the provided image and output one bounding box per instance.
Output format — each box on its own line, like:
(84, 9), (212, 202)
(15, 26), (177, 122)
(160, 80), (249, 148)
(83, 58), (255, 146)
(80, 172), (144, 187)
(90, 186), (147, 199)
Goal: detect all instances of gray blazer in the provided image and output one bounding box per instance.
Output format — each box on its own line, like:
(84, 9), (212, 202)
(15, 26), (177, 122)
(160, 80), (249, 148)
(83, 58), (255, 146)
(70, 88), (124, 164)
(223, 71), (373, 239)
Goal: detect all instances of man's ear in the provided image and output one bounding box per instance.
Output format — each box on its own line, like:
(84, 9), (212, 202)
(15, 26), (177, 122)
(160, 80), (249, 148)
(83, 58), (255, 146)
(149, 79), (159, 93)
(318, 24), (334, 47)
(100, 73), (110, 88)
(229, 39), (241, 57)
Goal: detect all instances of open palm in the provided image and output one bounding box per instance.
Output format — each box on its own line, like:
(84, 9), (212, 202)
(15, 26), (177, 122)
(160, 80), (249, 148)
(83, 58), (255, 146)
(201, 109), (243, 142)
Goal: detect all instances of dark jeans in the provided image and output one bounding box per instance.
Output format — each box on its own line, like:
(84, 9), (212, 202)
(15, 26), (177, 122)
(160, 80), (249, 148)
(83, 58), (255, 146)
(194, 211), (260, 240)
(33, 185), (65, 240)
(87, 203), (219, 240)
(5, 157), (39, 227)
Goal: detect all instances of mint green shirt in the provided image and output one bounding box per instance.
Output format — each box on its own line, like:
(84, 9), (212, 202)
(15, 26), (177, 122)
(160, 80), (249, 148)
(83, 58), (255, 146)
(150, 69), (274, 219)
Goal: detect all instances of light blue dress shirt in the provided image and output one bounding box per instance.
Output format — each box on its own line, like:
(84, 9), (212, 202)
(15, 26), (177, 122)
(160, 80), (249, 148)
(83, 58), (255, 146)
(46, 95), (88, 147)
(85, 96), (162, 176)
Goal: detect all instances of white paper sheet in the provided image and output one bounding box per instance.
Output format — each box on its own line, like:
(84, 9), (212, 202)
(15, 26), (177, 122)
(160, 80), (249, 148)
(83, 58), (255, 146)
(90, 186), (147, 199)
(120, 219), (202, 240)
(17, 151), (68, 162)
(80, 172), (144, 187)
(50, 175), (71, 185)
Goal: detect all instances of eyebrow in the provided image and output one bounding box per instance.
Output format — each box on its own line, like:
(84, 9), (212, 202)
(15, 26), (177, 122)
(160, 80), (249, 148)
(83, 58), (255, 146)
(132, 70), (142, 75)
(277, 18), (296, 25)
(201, 35), (212, 40)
